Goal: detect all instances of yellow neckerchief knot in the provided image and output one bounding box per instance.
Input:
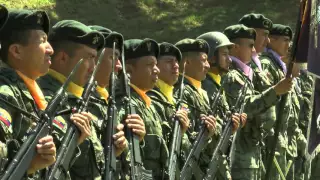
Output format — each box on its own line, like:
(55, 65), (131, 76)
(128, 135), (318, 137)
(130, 84), (151, 108)
(96, 85), (109, 102)
(16, 70), (47, 110)
(156, 79), (174, 105)
(184, 74), (201, 91)
(207, 72), (221, 86)
(48, 69), (84, 98)
(184, 75), (209, 101)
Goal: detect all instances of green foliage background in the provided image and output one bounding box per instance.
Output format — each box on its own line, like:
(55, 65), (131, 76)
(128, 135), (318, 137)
(1, 0), (299, 43)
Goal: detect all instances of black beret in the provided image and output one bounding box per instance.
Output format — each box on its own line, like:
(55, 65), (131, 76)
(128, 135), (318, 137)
(49, 20), (105, 51)
(89, 25), (123, 52)
(239, 13), (273, 30)
(175, 38), (209, 55)
(0, 5), (8, 31)
(224, 24), (256, 41)
(0, 9), (50, 40)
(124, 38), (159, 61)
(158, 42), (182, 62)
(270, 24), (293, 39)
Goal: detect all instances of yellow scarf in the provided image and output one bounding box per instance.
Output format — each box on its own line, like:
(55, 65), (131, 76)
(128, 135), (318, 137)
(130, 84), (151, 108)
(185, 75), (201, 91)
(185, 75), (209, 101)
(156, 79), (174, 105)
(96, 86), (109, 101)
(16, 71), (47, 110)
(207, 72), (221, 86)
(48, 69), (84, 98)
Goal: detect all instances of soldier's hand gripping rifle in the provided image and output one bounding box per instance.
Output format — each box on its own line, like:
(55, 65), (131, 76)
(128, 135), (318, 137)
(1, 59), (83, 180)
(203, 82), (248, 180)
(119, 46), (153, 180)
(180, 87), (223, 180)
(101, 42), (118, 180)
(167, 65), (186, 180)
(46, 49), (105, 180)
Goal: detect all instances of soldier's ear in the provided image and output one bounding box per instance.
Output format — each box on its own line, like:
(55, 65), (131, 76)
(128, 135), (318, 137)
(8, 43), (23, 61)
(54, 50), (69, 65)
(126, 63), (134, 74)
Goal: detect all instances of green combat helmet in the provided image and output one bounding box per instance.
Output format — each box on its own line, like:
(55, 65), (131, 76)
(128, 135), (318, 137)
(197, 31), (234, 59)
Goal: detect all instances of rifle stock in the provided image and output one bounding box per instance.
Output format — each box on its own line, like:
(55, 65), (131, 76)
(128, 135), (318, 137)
(1, 59), (83, 180)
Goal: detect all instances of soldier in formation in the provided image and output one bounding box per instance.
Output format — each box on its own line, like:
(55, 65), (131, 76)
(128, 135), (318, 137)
(0, 5), (316, 180)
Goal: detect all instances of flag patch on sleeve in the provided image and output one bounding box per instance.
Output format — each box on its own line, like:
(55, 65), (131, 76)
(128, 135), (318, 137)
(53, 116), (67, 132)
(0, 108), (12, 128)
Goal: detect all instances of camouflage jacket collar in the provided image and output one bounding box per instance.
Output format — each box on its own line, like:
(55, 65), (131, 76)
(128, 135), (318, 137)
(230, 56), (253, 81)
(263, 49), (287, 74)
(206, 74), (221, 88)
(0, 67), (41, 118)
(148, 87), (175, 109)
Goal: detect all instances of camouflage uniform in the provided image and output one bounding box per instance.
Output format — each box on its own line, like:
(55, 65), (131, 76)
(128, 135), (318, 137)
(202, 74), (229, 119)
(38, 73), (104, 180)
(202, 73), (233, 180)
(0, 67), (46, 179)
(260, 50), (305, 180)
(222, 59), (278, 180)
(174, 76), (226, 179)
(87, 90), (109, 138)
(296, 70), (314, 136)
(295, 70), (314, 180)
(147, 85), (191, 179)
(117, 87), (169, 179)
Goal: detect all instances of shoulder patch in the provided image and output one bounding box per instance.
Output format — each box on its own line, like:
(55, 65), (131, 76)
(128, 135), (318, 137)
(0, 108), (12, 128)
(53, 116), (67, 132)
(180, 103), (190, 113)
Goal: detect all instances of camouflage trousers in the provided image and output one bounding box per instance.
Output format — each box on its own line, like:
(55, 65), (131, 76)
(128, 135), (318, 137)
(231, 168), (260, 180)
(310, 145), (320, 179)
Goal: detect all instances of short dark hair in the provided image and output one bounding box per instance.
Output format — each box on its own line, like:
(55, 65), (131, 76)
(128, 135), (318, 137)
(0, 30), (31, 63)
(50, 40), (81, 59)
(181, 52), (200, 61)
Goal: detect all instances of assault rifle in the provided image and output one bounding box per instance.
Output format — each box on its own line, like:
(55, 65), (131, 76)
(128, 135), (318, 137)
(203, 82), (248, 179)
(101, 42), (118, 180)
(180, 88), (223, 180)
(167, 65), (186, 180)
(119, 45), (153, 180)
(46, 49), (105, 180)
(1, 59), (83, 180)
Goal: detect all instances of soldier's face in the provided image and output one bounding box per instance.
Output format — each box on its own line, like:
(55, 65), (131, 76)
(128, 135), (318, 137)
(186, 52), (210, 81)
(157, 55), (179, 86)
(235, 38), (254, 64)
(127, 56), (159, 91)
(270, 36), (290, 56)
(254, 28), (270, 53)
(217, 46), (232, 72)
(67, 45), (97, 86)
(17, 30), (53, 79)
(95, 47), (121, 87)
